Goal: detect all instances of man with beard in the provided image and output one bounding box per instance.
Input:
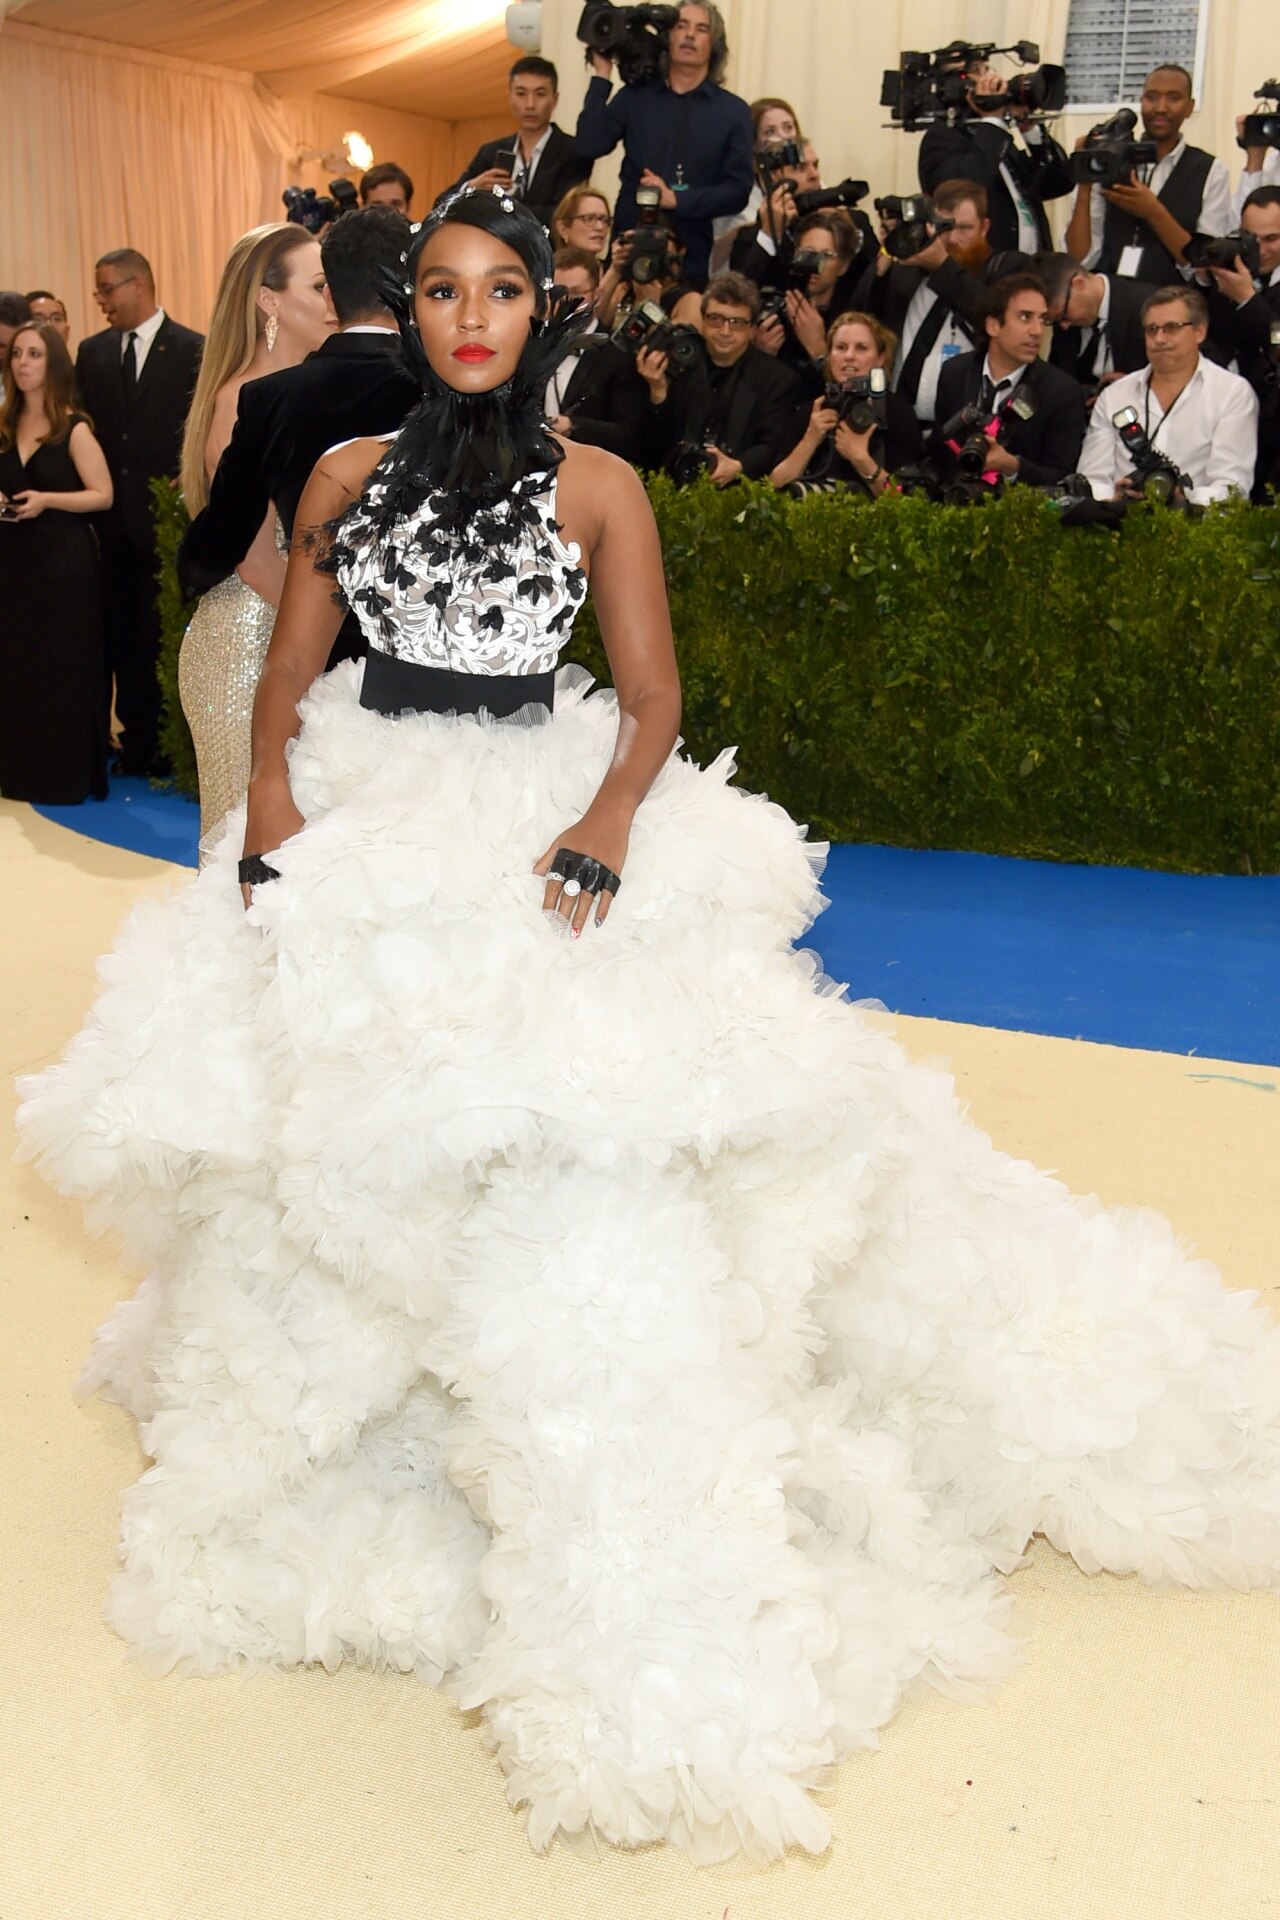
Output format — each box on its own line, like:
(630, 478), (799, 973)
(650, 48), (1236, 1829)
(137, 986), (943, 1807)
(863, 179), (1029, 424)
(1065, 64), (1231, 285)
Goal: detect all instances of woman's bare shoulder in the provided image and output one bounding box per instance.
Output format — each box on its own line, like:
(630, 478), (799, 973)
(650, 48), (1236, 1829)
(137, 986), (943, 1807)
(314, 435), (394, 494)
(555, 439), (651, 551)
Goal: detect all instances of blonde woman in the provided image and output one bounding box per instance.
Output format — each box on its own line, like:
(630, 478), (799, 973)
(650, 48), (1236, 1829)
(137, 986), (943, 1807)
(178, 224), (332, 847)
(551, 184), (632, 327)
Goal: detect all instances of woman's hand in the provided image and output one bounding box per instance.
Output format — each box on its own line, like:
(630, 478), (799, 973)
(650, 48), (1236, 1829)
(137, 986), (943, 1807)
(808, 396), (840, 442)
(534, 799), (632, 937)
(834, 419), (875, 467)
(240, 776), (304, 911)
(9, 490), (47, 520)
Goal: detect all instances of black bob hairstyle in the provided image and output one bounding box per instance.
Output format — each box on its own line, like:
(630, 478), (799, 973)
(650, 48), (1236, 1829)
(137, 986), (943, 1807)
(401, 188), (556, 322)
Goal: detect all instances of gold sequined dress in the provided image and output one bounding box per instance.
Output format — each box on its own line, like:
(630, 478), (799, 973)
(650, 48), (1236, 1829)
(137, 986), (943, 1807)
(178, 562), (278, 852)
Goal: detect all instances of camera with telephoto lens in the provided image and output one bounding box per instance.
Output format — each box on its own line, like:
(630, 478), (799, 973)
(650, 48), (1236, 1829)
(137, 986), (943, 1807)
(793, 177), (869, 219)
(1111, 406), (1190, 504)
(1241, 80), (1280, 150)
(881, 40), (1066, 133)
(668, 440), (718, 485)
(758, 138), (805, 182)
(825, 368), (888, 433)
(611, 299), (703, 374)
(577, 0), (679, 86)
(283, 178), (359, 234)
(1185, 228), (1263, 275)
(882, 194), (955, 260)
(937, 389), (1037, 504)
(1070, 109), (1159, 189)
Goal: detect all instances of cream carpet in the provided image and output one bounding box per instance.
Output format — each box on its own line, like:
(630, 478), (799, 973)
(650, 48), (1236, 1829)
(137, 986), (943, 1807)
(3, 797), (1277, 1920)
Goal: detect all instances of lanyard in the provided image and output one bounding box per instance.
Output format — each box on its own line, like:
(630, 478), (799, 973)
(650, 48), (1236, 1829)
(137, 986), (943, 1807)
(1142, 369), (1194, 447)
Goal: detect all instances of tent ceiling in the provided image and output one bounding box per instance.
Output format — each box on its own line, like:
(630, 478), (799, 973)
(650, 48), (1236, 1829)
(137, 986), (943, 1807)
(6, 0), (516, 120)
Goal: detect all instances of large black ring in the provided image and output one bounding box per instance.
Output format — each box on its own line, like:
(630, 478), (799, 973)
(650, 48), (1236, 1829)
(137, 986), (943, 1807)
(550, 847), (622, 897)
(238, 855), (280, 887)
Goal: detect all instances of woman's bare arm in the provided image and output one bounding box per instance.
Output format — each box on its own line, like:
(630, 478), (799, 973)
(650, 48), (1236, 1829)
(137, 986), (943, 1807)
(535, 444), (682, 932)
(241, 439), (382, 881)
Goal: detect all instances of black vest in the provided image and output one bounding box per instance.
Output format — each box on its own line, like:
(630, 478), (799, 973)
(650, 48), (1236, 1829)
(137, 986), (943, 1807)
(1098, 144), (1215, 285)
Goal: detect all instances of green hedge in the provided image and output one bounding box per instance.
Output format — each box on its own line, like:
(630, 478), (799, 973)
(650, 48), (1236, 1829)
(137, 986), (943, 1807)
(153, 476), (1280, 873)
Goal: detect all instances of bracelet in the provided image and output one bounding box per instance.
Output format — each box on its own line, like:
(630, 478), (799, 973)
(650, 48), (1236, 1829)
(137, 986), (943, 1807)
(859, 463), (885, 488)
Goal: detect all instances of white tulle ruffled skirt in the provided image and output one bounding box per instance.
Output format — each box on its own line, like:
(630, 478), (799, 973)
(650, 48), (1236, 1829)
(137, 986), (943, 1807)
(15, 660), (1280, 1863)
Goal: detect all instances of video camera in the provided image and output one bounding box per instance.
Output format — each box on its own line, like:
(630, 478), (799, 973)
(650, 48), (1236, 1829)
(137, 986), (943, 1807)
(612, 299), (703, 374)
(881, 194), (955, 261)
(1185, 228), (1263, 275)
(824, 368), (888, 433)
(577, 1), (678, 87)
(1241, 79), (1280, 150)
(1070, 109), (1158, 190)
(1111, 407), (1191, 503)
(282, 178), (358, 234)
(882, 40), (1066, 133)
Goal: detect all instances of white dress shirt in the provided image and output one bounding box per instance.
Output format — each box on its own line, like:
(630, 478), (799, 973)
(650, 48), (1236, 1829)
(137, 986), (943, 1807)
(1077, 355), (1258, 504)
(120, 305), (166, 378)
(545, 317), (600, 419)
(1231, 148), (1280, 221)
(511, 125), (553, 199)
(1083, 137), (1232, 269)
(894, 283), (970, 423)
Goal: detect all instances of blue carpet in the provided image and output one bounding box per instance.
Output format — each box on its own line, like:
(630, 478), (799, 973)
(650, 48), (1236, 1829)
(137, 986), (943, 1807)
(32, 779), (1280, 1067)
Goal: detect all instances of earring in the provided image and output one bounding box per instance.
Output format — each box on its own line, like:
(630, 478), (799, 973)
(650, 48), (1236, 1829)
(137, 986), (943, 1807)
(265, 313), (279, 355)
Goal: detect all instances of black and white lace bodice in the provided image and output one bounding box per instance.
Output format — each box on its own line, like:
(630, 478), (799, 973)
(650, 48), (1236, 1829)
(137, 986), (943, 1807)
(333, 447), (588, 678)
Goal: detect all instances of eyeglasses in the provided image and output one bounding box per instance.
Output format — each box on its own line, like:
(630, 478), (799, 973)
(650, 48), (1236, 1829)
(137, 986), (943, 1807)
(1143, 318), (1197, 338)
(574, 213), (610, 226)
(94, 277), (138, 297)
(703, 311), (752, 331)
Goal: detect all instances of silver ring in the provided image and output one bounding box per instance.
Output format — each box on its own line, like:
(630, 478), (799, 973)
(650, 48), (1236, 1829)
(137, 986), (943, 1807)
(561, 878), (582, 898)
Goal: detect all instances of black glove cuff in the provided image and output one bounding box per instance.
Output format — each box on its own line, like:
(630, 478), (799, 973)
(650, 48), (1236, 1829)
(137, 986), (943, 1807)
(550, 847), (622, 897)
(238, 855), (280, 887)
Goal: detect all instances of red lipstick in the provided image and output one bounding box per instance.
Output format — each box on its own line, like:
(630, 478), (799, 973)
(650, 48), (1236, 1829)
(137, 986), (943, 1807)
(453, 344), (496, 362)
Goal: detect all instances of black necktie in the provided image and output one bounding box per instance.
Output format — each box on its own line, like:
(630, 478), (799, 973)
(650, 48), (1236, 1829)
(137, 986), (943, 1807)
(121, 330), (138, 399)
(896, 297), (953, 405)
(979, 373), (1011, 412)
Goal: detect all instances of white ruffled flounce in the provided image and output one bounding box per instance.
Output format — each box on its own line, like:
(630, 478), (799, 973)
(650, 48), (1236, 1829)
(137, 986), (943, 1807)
(15, 661), (1280, 1863)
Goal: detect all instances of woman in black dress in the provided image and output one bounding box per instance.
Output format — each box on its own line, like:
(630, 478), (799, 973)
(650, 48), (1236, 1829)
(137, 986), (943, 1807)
(0, 321), (113, 803)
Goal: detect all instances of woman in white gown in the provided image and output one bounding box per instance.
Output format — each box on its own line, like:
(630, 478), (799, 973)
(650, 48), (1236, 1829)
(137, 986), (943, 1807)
(16, 189), (1280, 1866)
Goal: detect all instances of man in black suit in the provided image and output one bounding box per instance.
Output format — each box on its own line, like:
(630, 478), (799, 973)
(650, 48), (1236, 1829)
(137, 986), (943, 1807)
(179, 207), (418, 666)
(919, 52), (1073, 254)
(1195, 186), (1280, 498)
(449, 57), (590, 232)
(544, 249), (651, 465)
(1033, 251), (1161, 386)
(932, 272), (1088, 488)
(635, 271), (804, 481)
(77, 249), (203, 776)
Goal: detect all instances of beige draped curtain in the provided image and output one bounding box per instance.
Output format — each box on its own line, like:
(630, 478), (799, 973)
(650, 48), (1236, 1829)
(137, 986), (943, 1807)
(538, 0), (1263, 241)
(0, 18), (507, 346)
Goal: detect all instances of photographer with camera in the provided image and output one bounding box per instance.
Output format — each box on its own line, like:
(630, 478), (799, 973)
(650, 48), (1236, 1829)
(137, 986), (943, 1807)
(1065, 65), (1232, 284)
(575, 2), (754, 282)
(769, 312), (923, 495)
(1077, 286), (1257, 505)
(1033, 251), (1163, 386)
(708, 97), (802, 268)
(930, 274), (1088, 488)
(917, 44), (1073, 254)
(1230, 84), (1280, 219)
(634, 269), (803, 483)
(1191, 186), (1280, 497)
(864, 180), (1017, 424)
(450, 58), (591, 232)
(739, 211), (874, 384)
(543, 249), (651, 465)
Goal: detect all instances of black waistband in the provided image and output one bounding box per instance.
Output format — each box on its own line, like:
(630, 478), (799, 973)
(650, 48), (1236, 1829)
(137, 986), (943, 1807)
(359, 650), (555, 721)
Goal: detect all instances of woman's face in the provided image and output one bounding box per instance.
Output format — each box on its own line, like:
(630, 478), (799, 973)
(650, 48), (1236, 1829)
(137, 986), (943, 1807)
(264, 239), (334, 355)
(827, 323), (883, 383)
(414, 221), (539, 393)
(755, 106), (798, 151)
(563, 196), (611, 256)
(8, 327), (48, 395)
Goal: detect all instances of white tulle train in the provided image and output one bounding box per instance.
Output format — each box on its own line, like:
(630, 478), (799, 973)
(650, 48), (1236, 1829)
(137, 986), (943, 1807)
(16, 661), (1280, 1863)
